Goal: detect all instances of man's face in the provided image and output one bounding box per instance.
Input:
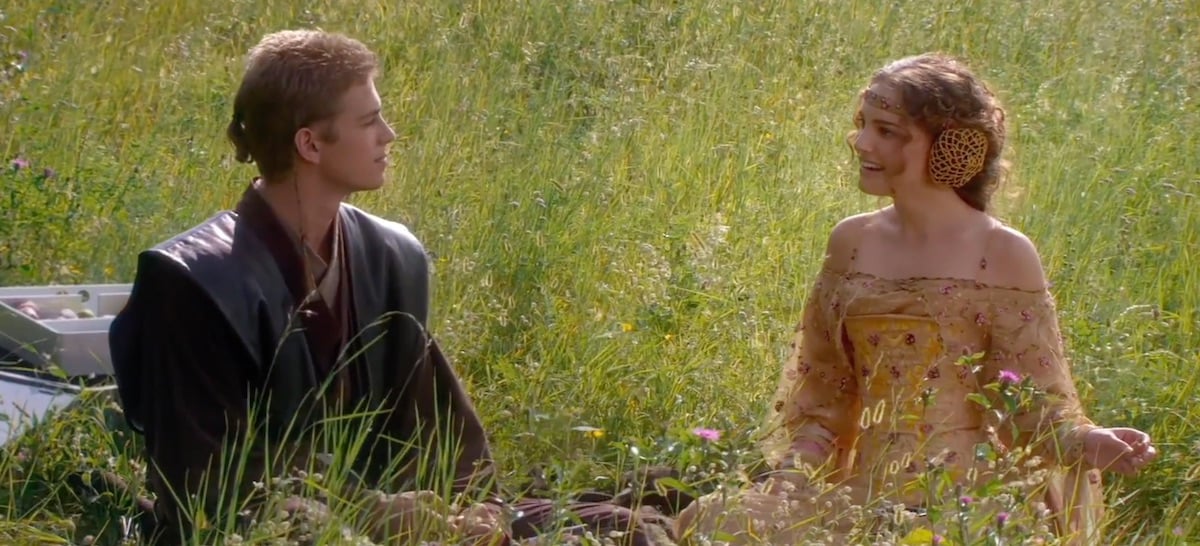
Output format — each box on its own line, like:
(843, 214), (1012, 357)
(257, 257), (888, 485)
(311, 78), (397, 194)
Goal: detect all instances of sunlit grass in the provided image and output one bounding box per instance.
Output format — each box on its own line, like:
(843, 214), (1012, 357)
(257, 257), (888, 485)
(0, 1), (1196, 543)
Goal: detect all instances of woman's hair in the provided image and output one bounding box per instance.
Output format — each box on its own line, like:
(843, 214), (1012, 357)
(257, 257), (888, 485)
(226, 30), (379, 181)
(855, 53), (1010, 212)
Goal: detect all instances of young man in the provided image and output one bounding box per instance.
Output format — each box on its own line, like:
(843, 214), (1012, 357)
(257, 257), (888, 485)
(108, 30), (499, 544)
(109, 29), (678, 546)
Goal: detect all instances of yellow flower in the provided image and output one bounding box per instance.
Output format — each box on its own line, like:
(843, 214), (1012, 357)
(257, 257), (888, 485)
(573, 425), (605, 439)
(620, 322), (635, 333)
(900, 528), (953, 545)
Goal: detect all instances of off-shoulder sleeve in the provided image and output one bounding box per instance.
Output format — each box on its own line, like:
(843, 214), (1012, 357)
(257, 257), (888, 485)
(983, 288), (1097, 467)
(760, 268), (858, 471)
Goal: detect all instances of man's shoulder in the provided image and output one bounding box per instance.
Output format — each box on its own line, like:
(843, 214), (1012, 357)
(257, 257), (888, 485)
(340, 204), (427, 260)
(131, 210), (255, 321)
(143, 210), (240, 271)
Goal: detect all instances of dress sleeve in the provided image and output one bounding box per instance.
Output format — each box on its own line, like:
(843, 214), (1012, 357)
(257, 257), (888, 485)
(761, 268), (858, 471)
(983, 288), (1097, 467)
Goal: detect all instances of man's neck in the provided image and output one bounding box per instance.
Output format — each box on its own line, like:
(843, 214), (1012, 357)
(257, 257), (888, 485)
(253, 175), (346, 262)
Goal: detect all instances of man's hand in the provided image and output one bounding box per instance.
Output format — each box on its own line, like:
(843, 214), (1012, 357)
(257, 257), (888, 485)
(1083, 427), (1157, 476)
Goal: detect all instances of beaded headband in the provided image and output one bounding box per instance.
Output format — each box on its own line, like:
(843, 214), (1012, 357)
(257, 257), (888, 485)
(859, 88), (988, 188)
(862, 89), (902, 113)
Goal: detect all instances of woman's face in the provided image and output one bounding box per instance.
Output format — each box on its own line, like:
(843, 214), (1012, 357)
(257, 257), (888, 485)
(852, 82), (934, 197)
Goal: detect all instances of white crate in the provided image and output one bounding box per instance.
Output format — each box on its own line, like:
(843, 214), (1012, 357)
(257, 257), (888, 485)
(0, 284), (132, 377)
(0, 370), (81, 445)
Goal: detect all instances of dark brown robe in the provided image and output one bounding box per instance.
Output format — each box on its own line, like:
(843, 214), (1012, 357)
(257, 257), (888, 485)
(109, 183), (497, 543)
(108, 182), (679, 545)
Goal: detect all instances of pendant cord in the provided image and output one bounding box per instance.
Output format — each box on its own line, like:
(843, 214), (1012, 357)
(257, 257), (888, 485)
(293, 173), (318, 296)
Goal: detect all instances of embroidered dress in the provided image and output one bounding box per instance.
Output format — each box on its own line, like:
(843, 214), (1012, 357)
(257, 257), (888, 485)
(678, 267), (1104, 545)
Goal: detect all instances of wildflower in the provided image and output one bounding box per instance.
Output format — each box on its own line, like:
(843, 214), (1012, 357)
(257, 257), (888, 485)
(620, 322), (635, 332)
(959, 495), (972, 506)
(998, 369), (1021, 384)
(692, 427), (721, 442)
(997, 511), (1010, 526)
(10, 156), (29, 171)
(573, 425), (605, 439)
(932, 535), (944, 545)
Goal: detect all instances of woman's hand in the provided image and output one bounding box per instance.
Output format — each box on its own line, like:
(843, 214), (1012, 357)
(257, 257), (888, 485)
(1083, 427), (1157, 476)
(452, 502), (510, 546)
(366, 490), (455, 542)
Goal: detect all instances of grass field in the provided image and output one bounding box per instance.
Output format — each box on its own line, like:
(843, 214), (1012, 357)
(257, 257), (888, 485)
(1, 1), (1197, 544)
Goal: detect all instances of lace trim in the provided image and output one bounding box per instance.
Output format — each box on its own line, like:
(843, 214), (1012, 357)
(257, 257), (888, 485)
(821, 267), (1049, 295)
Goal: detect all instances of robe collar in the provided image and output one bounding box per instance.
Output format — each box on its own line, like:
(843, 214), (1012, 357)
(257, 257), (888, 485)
(233, 179), (342, 306)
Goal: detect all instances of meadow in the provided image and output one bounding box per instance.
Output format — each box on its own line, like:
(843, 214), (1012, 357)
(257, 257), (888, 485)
(0, 1), (1197, 544)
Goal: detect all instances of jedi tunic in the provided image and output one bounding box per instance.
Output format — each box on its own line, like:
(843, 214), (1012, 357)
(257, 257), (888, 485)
(109, 183), (496, 543)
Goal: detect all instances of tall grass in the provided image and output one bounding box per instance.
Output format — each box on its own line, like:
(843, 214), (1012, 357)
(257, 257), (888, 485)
(0, 1), (1196, 544)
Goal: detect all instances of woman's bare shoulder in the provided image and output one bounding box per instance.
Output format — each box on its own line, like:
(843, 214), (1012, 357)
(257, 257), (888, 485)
(981, 223), (1050, 292)
(823, 210), (885, 272)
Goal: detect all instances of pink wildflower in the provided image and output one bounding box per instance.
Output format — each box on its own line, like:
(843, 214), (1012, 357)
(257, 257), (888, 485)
(692, 427), (721, 442)
(998, 369), (1022, 385)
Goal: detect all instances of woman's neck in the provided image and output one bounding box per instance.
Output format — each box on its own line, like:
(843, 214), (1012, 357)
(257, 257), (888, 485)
(888, 188), (985, 242)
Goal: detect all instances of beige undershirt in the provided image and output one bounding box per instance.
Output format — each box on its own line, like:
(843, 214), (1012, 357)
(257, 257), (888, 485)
(300, 217), (354, 399)
(301, 218), (342, 305)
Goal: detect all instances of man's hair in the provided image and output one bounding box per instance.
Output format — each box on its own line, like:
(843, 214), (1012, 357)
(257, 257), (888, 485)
(226, 30), (379, 180)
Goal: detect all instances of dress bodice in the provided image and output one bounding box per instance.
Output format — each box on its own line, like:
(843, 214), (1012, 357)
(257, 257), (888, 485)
(762, 268), (1098, 508)
(834, 274), (999, 503)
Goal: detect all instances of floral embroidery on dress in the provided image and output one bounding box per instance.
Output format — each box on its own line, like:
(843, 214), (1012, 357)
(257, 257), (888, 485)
(760, 268), (1101, 526)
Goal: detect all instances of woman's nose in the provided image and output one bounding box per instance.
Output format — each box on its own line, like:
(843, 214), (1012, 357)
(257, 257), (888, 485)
(853, 131), (872, 155)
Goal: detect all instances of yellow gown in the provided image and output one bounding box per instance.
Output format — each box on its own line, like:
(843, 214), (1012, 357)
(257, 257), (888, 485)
(676, 267), (1105, 545)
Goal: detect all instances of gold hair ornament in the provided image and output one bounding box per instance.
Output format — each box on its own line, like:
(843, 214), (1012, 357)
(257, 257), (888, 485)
(929, 127), (988, 188)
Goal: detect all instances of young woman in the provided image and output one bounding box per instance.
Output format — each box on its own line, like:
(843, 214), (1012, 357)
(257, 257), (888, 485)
(675, 53), (1157, 545)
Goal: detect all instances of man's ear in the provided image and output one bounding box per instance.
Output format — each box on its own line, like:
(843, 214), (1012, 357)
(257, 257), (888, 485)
(294, 127), (321, 165)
